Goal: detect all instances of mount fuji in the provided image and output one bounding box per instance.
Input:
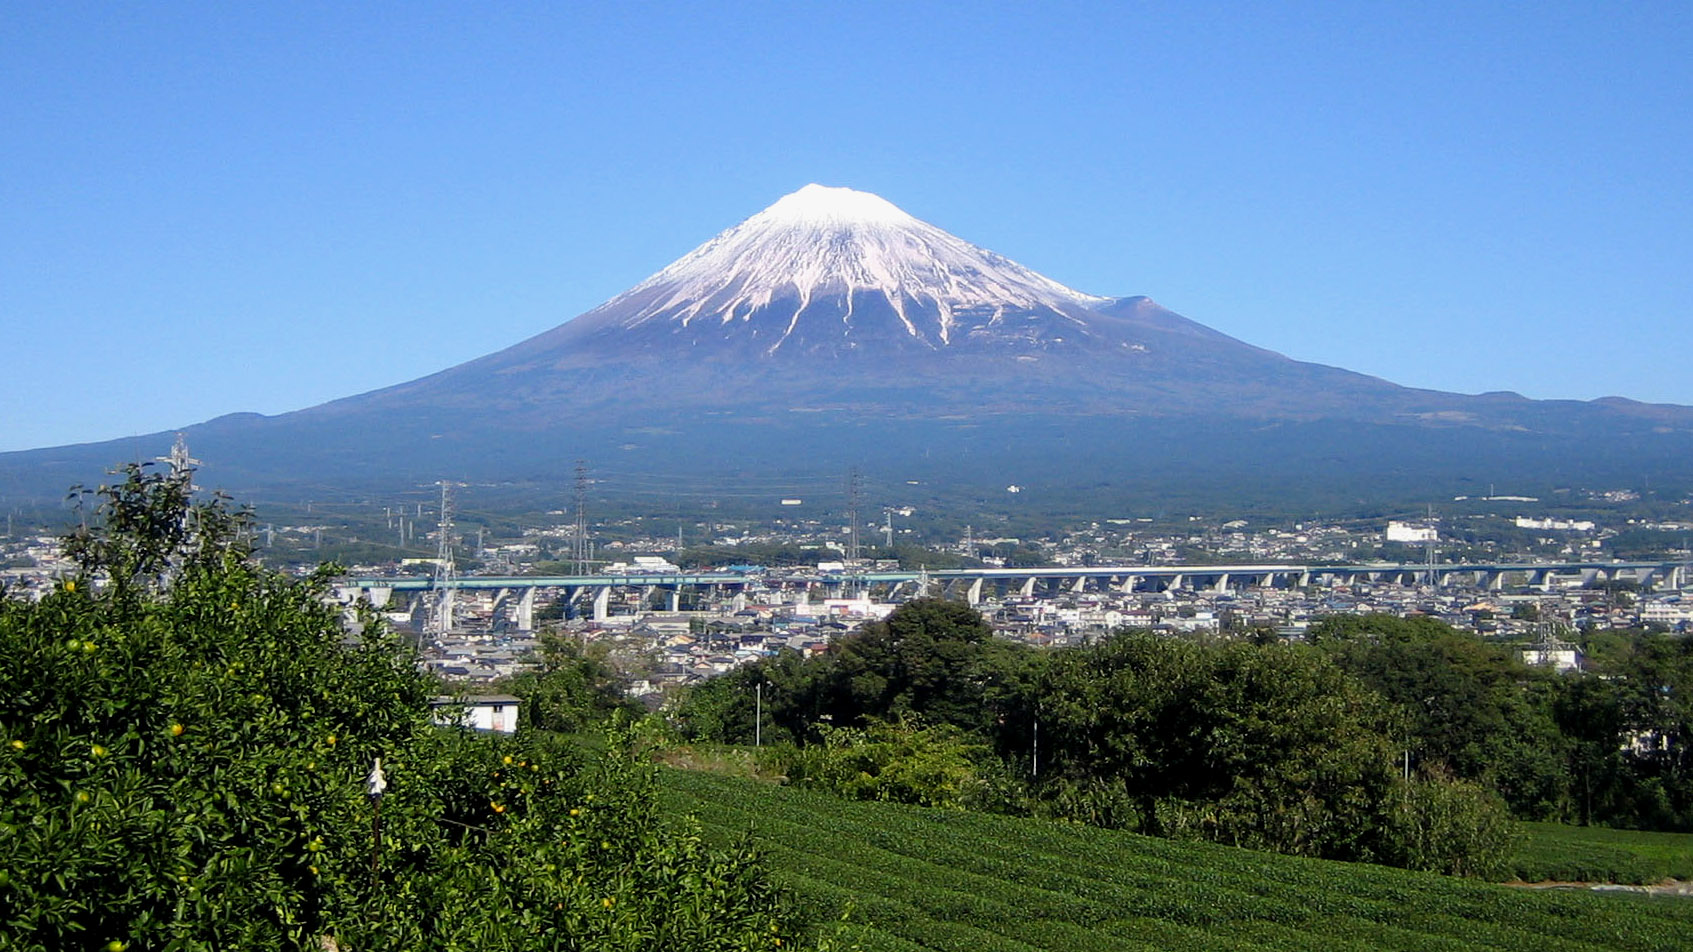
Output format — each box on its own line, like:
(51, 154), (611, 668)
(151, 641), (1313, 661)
(5, 184), (1692, 506)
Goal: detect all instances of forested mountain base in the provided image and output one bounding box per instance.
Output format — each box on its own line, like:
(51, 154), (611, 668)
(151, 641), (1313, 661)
(664, 769), (1693, 952)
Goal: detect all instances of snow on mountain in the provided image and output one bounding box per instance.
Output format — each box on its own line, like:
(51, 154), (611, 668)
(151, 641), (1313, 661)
(573, 184), (1112, 355)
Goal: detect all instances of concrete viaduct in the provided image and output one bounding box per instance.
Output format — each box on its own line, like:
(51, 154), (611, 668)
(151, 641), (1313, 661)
(341, 560), (1689, 630)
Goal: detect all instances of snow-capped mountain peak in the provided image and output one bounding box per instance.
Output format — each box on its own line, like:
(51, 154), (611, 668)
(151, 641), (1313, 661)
(753, 183), (916, 227)
(578, 184), (1112, 355)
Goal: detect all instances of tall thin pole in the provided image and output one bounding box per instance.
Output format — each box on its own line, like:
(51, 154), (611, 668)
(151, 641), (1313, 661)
(755, 682), (763, 748)
(1032, 714), (1039, 778)
(371, 796), (383, 882)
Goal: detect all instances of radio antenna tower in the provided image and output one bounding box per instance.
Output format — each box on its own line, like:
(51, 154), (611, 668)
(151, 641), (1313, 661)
(428, 480), (459, 637)
(572, 460), (590, 575)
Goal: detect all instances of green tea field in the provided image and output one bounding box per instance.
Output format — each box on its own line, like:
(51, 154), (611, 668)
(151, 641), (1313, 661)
(1511, 822), (1693, 886)
(662, 770), (1693, 951)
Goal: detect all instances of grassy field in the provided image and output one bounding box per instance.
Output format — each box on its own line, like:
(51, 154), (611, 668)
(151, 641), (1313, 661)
(1510, 822), (1693, 885)
(661, 769), (1693, 951)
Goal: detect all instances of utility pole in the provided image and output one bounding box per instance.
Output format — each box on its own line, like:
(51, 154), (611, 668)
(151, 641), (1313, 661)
(755, 682), (763, 748)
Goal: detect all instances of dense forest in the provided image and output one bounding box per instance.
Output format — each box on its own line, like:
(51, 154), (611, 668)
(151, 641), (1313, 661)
(678, 599), (1693, 875)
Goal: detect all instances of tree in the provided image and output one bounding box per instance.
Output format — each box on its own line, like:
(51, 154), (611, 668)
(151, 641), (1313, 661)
(827, 598), (996, 730)
(1034, 633), (1402, 860)
(675, 648), (830, 746)
(1310, 614), (1570, 819)
(0, 464), (823, 951)
(498, 631), (644, 734)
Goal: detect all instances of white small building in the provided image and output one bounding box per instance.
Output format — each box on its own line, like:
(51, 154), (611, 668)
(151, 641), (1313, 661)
(1386, 522), (1438, 543)
(1515, 516), (1596, 532)
(1520, 631), (1582, 674)
(430, 694), (522, 734)
(1520, 645), (1581, 673)
(1640, 599), (1693, 628)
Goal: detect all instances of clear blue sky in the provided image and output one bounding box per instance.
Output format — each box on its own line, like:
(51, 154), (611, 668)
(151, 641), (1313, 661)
(3, 1), (1689, 453)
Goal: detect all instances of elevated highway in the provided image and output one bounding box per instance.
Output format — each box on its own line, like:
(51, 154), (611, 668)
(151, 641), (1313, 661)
(342, 559), (1689, 629)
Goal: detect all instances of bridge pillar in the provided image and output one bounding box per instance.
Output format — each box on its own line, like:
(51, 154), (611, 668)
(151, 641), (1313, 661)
(1581, 569), (1601, 587)
(668, 589), (681, 612)
(1020, 577), (1037, 597)
(967, 577), (984, 606)
(517, 587), (536, 632)
(437, 588), (456, 634)
(1297, 571), (1311, 588)
(1212, 573), (1230, 594)
(1118, 575), (1140, 593)
(1071, 575), (1087, 594)
(365, 586), (392, 609)
(1169, 573), (1185, 592)
(592, 587), (609, 622)
(1487, 572), (1504, 592)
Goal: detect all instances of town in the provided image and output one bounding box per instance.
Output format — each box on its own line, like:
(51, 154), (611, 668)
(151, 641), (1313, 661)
(8, 485), (1688, 713)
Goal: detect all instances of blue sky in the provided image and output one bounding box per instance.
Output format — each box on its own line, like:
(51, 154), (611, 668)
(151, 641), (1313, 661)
(2, 1), (1689, 453)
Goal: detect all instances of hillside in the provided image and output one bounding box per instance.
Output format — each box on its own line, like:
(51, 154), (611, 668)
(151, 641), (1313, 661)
(662, 769), (1693, 952)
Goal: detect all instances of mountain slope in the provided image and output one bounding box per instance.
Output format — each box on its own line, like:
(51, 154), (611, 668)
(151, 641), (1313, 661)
(3, 184), (1692, 502)
(329, 186), (1426, 423)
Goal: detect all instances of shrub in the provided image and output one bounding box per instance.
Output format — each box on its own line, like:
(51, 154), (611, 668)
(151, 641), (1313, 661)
(1379, 773), (1520, 878)
(778, 719), (995, 810)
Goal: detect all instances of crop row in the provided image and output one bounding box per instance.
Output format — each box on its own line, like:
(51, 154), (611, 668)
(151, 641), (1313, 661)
(678, 782), (1645, 950)
(1511, 822), (1693, 885)
(661, 769), (1693, 952)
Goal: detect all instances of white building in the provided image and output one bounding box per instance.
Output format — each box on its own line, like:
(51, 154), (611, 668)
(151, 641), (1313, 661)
(1515, 517), (1596, 532)
(430, 694), (521, 733)
(1386, 522), (1438, 543)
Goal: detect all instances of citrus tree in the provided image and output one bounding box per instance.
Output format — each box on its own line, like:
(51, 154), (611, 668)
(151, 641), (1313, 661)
(0, 464), (823, 951)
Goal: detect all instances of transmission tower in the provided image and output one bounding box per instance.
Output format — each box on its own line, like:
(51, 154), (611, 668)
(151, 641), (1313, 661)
(428, 480), (459, 637)
(573, 460), (590, 575)
(1424, 504), (1438, 584)
(846, 468), (862, 562)
(155, 432), (201, 488)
